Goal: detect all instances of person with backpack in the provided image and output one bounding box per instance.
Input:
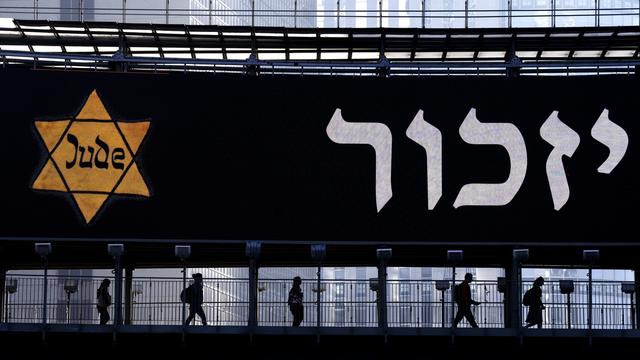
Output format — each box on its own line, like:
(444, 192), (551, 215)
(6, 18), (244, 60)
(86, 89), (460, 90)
(524, 277), (545, 328)
(183, 273), (207, 326)
(96, 279), (112, 325)
(453, 273), (481, 328)
(288, 276), (304, 327)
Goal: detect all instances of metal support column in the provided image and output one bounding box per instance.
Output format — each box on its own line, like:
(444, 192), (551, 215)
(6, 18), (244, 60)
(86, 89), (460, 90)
(588, 266), (593, 330)
(114, 259), (123, 326)
(376, 248), (391, 334)
(311, 244), (326, 342)
(0, 268), (5, 323)
(124, 267), (133, 325)
(451, 264), (456, 327)
(511, 249), (529, 329)
(35, 243), (51, 343)
(175, 244), (191, 342)
(633, 267), (640, 329)
(108, 244), (124, 345)
(249, 259), (258, 328)
(502, 266), (513, 328)
(246, 241), (261, 333)
(447, 250), (463, 329)
(510, 256), (522, 328)
(251, 0), (255, 27)
(42, 257), (48, 341)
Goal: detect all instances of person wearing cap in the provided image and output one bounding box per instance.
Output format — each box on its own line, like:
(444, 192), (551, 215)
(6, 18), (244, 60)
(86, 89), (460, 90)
(185, 273), (207, 326)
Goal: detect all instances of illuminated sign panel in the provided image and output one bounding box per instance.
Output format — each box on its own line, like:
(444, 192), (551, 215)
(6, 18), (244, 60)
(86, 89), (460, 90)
(0, 69), (636, 243)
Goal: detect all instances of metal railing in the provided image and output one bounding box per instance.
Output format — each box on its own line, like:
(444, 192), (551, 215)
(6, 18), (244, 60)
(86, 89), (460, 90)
(0, 1), (639, 28)
(2, 274), (636, 329)
(521, 280), (636, 329)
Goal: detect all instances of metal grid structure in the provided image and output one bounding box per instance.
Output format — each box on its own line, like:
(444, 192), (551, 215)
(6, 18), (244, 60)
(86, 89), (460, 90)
(0, 1), (639, 28)
(0, 19), (638, 75)
(3, 273), (636, 329)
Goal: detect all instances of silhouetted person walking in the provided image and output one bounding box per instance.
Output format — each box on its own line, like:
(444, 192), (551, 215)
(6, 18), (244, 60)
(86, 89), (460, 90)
(524, 277), (545, 328)
(288, 276), (304, 327)
(453, 273), (480, 328)
(184, 273), (207, 326)
(96, 279), (111, 325)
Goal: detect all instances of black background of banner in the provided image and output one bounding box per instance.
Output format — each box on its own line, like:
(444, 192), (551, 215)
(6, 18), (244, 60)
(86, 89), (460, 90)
(0, 69), (637, 243)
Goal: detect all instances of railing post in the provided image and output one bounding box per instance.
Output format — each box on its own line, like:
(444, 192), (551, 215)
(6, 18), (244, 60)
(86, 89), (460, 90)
(123, 0), (126, 23)
(252, 0), (255, 27)
(552, 0), (556, 28)
(294, 0), (298, 28)
(508, 0), (512, 28)
(595, 0), (599, 27)
(464, 0), (469, 28)
(337, 0), (340, 28)
(34, 0), (38, 20)
(421, 0), (425, 28)
(631, 292), (636, 330)
(166, 0), (170, 24)
(379, 0), (382, 28)
(567, 293), (571, 329)
(209, 0), (212, 25)
(124, 267), (133, 325)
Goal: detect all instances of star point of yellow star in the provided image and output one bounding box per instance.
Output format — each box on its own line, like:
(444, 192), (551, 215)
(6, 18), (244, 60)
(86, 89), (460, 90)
(32, 89), (150, 224)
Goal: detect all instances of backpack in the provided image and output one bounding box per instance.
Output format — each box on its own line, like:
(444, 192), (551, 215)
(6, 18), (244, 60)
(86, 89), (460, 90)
(454, 284), (463, 304)
(97, 289), (111, 307)
(522, 289), (533, 306)
(180, 285), (193, 304)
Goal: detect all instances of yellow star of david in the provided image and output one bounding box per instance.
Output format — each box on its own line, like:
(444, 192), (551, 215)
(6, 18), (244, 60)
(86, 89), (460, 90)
(32, 89), (150, 224)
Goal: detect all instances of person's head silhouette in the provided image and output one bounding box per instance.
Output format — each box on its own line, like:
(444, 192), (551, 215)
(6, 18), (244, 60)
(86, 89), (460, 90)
(534, 276), (545, 287)
(192, 273), (203, 284)
(293, 276), (302, 287)
(464, 273), (473, 283)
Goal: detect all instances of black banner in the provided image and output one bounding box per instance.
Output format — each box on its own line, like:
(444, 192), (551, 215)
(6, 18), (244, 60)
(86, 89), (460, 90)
(0, 69), (637, 243)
